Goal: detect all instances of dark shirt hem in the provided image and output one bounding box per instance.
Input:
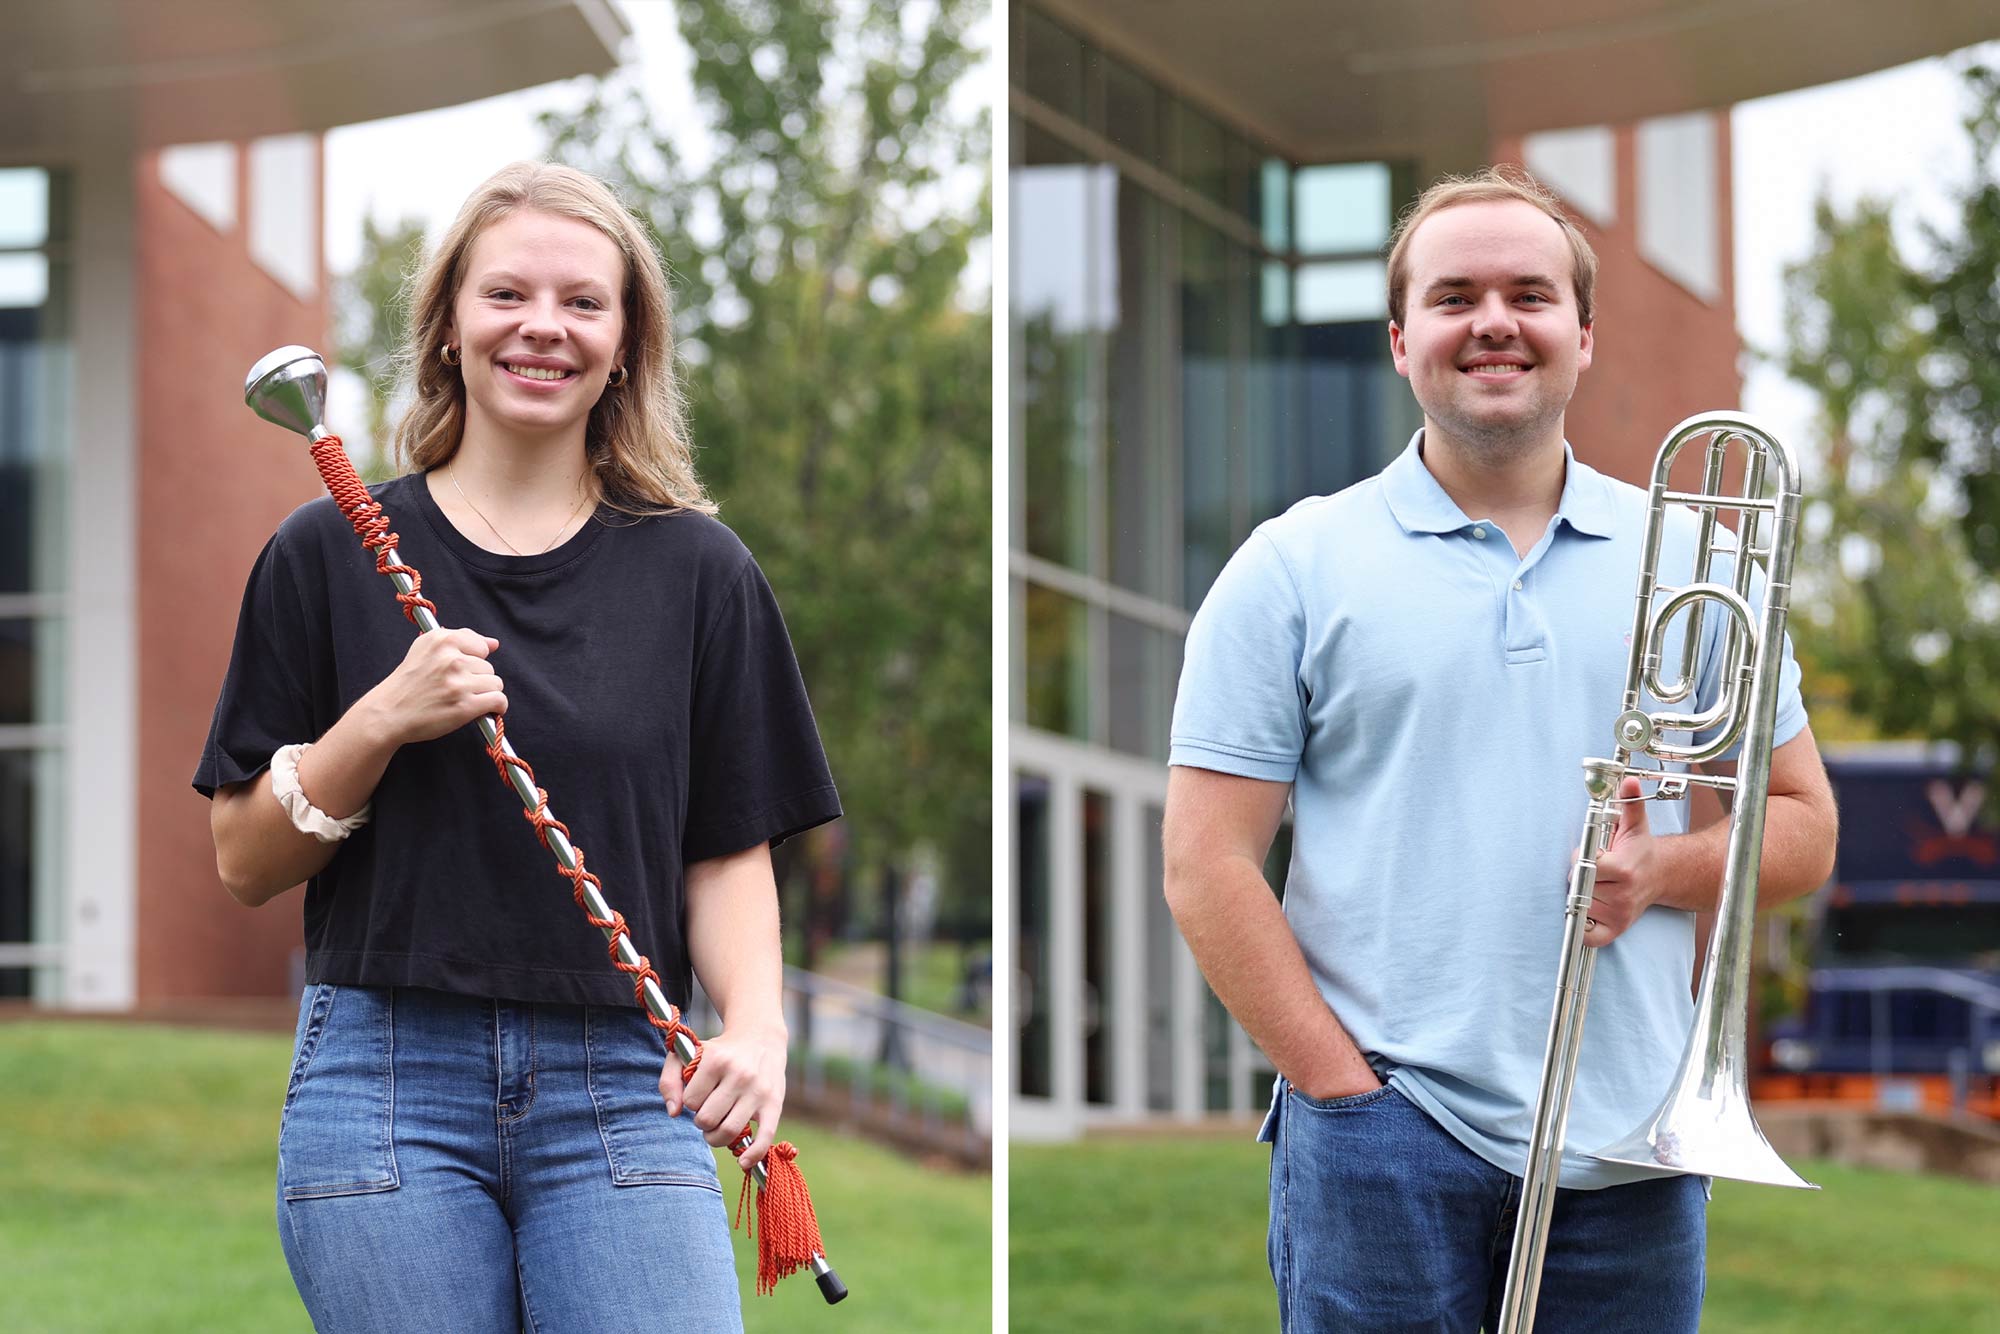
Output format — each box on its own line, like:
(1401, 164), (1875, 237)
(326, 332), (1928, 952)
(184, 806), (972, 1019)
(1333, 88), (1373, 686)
(305, 949), (691, 1010)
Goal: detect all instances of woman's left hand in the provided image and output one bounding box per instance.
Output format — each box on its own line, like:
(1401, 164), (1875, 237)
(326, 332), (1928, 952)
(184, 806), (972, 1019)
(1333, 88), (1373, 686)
(661, 1019), (789, 1171)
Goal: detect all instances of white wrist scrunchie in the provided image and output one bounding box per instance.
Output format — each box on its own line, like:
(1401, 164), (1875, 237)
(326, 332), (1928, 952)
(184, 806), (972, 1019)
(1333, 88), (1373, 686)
(270, 743), (372, 843)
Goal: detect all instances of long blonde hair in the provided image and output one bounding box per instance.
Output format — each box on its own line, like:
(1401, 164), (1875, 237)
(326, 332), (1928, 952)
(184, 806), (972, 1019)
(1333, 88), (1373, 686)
(391, 161), (714, 516)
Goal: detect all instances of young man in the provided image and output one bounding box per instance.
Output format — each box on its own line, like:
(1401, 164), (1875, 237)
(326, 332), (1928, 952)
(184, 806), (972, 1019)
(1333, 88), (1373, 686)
(1163, 168), (1838, 1332)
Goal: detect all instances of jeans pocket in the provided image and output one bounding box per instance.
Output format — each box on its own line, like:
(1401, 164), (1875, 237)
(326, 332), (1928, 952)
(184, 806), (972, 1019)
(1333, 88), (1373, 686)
(281, 984), (335, 1117)
(278, 986), (400, 1202)
(585, 1005), (724, 1192)
(1288, 1082), (1395, 1113)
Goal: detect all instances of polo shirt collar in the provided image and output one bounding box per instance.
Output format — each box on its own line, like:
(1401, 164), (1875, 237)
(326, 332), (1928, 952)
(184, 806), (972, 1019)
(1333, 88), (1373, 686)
(1382, 429), (1618, 539)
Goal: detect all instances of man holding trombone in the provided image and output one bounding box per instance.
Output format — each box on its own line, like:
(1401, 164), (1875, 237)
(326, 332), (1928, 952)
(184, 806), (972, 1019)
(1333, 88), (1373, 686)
(1163, 166), (1838, 1332)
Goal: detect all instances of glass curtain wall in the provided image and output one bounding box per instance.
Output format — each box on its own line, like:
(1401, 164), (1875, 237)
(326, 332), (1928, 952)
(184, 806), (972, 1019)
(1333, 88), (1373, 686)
(1010, 5), (1418, 1121)
(0, 167), (71, 1001)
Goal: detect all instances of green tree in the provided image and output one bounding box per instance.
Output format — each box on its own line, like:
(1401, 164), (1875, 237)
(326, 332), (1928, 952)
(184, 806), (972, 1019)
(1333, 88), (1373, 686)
(539, 0), (992, 947)
(1781, 62), (2000, 762)
(333, 214), (428, 477)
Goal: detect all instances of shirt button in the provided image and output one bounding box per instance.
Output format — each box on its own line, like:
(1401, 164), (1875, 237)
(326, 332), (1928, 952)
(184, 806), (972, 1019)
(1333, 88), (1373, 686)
(1513, 579), (1524, 590)
(1473, 527), (1487, 539)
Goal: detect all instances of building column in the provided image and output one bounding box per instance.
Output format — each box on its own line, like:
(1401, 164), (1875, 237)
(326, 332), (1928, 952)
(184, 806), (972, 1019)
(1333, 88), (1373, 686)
(62, 152), (138, 1009)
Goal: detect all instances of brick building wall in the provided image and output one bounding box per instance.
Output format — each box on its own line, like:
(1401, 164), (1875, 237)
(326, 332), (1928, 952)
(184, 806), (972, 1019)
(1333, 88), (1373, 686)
(133, 141), (328, 999)
(1495, 113), (1744, 498)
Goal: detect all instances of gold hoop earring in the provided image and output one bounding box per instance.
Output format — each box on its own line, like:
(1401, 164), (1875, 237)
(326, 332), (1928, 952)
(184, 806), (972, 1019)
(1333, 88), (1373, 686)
(439, 342), (461, 367)
(606, 365), (628, 388)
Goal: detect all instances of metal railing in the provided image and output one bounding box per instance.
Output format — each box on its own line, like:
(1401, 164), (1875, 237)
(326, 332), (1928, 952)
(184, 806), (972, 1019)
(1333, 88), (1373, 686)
(687, 965), (991, 1155)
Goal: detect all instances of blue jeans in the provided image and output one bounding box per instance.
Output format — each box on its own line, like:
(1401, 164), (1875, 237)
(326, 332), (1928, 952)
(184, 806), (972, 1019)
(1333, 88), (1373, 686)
(275, 985), (742, 1333)
(1266, 1081), (1705, 1333)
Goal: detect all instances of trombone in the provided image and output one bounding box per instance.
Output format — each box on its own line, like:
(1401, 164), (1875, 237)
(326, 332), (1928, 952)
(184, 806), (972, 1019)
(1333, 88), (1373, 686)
(1494, 412), (1815, 1333)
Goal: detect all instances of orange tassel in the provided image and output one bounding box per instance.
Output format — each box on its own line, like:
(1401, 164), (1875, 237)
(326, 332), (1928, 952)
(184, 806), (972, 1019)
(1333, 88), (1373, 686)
(735, 1141), (827, 1296)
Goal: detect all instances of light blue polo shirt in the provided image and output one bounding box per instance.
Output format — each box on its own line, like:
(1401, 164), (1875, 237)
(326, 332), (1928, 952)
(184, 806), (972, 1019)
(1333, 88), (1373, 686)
(1169, 430), (1806, 1189)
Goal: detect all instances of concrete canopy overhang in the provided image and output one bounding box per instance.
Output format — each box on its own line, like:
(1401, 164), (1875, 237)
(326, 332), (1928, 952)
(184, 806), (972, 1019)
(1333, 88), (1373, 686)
(5, 0), (627, 160)
(1034, 0), (2000, 161)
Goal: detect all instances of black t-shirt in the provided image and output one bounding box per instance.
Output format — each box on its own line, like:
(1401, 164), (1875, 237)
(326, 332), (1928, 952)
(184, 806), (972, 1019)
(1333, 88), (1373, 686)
(194, 471), (840, 1009)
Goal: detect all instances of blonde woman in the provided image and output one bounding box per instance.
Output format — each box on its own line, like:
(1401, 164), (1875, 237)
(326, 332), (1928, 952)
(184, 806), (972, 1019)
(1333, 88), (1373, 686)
(198, 162), (838, 1331)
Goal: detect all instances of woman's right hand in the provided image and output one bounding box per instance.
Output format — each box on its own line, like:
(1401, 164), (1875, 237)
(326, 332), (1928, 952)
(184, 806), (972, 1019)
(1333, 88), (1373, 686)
(361, 628), (508, 746)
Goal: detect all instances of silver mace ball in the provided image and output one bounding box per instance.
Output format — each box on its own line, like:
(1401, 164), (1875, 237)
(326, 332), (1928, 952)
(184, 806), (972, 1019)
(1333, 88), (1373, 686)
(245, 345), (330, 440)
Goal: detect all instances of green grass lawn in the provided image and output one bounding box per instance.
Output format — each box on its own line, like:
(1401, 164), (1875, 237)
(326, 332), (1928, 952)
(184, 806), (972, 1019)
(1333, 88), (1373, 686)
(1011, 1136), (2000, 1333)
(0, 1021), (988, 1333)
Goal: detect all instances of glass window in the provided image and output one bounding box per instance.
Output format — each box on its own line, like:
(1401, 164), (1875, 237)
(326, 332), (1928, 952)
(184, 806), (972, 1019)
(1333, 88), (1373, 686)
(1022, 581), (1090, 741)
(0, 176), (70, 599)
(0, 752), (28, 997)
(1637, 113), (1720, 302)
(0, 255), (48, 309)
(1225, 130), (1262, 229)
(1290, 321), (1419, 518)
(0, 618), (60, 725)
(1014, 127), (1111, 574)
(0, 749), (52, 1000)
(1104, 613), (1182, 762)
(1296, 258), (1387, 324)
(1242, 307), (1300, 539)
(247, 135), (318, 300)
(0, 166), (69, 1004)
(1261, 161), (1291, 251)
(1261, 261), (1290, 327)
(1015, 7), (1086, 123)
(1104, 179), (1171, 604)
(1524, 126), (1616, 226)
(1016, 773), (1053, 1098)
(1172, 102), (1228, 210)
(1179, 216), (1237, 610)
(0, 170), (48, 248)
(158, 144), (239, 233)
(1098, 54), (1160, 166)
(1295, 161), (1393, 255)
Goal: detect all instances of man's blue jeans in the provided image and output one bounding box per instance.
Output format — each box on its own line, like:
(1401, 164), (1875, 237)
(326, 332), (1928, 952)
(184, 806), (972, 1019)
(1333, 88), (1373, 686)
(1266, 1081), (1705, 1333)
(275, 984), (742, 1333)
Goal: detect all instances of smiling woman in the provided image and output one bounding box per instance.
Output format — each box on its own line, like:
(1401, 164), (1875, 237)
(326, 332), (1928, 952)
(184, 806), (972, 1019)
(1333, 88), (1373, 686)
(451, 210), (625, 447)
(195, 162), (841, 1332)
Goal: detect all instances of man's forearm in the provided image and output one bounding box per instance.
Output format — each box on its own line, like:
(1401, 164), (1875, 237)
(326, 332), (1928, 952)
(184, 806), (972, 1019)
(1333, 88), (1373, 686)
(1652, 792), (1835, 914)
(1165, 853), (1377, 1099)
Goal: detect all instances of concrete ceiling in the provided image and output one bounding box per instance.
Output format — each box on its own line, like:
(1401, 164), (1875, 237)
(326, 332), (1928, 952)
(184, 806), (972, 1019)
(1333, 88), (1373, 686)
(4, 0), (626, 159)
(1033, 0), (2000, 162)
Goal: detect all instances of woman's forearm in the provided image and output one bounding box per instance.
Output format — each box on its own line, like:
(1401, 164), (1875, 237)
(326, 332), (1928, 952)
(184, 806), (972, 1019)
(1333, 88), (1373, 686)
(211, 695), (402, 907)
(211, 627), (511, 907)
(684, 842), (786, 1035)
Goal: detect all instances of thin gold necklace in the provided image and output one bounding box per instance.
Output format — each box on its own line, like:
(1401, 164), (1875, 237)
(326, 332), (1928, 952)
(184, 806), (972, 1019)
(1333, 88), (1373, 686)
(446, 464), (593, 556)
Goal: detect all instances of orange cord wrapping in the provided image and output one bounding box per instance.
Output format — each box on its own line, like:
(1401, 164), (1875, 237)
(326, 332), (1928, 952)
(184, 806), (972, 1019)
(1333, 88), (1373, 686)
(307, 436), (830, 1292)
(307, 436), (437, 626)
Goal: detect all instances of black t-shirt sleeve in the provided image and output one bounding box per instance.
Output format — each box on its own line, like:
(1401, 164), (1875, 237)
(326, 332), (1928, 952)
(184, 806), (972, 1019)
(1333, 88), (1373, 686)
(192, 529), (319, 799)
(682, 556), (841, 862)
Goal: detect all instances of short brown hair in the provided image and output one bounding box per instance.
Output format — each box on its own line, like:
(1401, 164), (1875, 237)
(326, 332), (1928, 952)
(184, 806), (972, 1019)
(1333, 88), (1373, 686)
(392, 161), (713, 516)
(1384, 165), (1598, 328)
